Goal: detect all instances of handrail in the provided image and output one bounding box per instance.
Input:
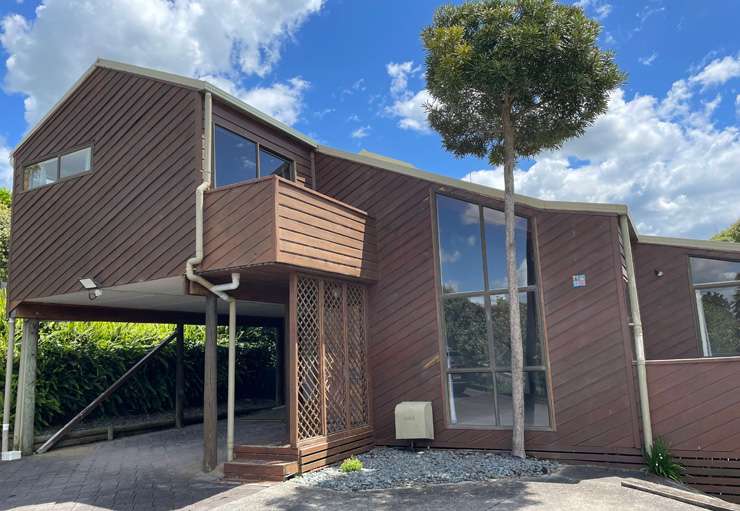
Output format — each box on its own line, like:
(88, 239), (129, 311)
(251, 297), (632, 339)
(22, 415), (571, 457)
(36, 331), (177, 454)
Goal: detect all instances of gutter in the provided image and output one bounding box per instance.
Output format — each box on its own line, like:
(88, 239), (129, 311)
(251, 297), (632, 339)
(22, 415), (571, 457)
(619, 215), (654, 454)
(184, 91), (240, 463)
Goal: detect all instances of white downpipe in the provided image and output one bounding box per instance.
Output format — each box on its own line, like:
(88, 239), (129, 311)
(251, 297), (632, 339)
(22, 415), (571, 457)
(619, 215), (654, 454)
(2, 317), (19, 460)
(185, 90), (240, 464)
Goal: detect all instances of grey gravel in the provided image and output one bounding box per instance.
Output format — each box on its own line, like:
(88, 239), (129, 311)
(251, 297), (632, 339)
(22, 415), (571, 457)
(294, 447), (557, 491)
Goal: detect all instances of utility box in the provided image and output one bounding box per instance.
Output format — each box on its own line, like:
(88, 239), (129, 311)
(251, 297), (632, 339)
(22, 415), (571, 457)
(394, 401), (434, 440)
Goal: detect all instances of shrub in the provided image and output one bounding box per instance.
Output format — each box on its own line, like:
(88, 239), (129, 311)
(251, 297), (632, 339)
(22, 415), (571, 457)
(340, 456), (363, 473)
(644, 437), (683, 481)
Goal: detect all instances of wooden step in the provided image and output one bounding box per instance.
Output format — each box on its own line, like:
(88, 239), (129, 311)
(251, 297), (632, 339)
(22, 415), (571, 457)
(224, 459), (299, 482)
(234, 444), (299, 462)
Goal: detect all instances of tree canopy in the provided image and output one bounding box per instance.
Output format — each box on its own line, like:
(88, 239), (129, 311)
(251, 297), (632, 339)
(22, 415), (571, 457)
(422, 0), (625, 165)
(712, 219), (740, 243)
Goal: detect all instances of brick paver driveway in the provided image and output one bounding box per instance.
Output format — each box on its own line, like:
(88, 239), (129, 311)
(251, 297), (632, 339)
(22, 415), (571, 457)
(0, 412), (287, 510)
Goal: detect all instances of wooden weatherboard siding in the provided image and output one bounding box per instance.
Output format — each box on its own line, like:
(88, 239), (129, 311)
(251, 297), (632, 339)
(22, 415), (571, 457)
(8, 67), (201, 308)
(314, 153), (641, 458)
(201, 176), (377, 280)
(212, 101), (314, 188)
(634, 243), (740, 360)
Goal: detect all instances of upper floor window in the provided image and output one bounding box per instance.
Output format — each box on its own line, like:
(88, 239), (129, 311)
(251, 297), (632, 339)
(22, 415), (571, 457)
(690, 257), (740, 358)
(24, 146), (92, 191)
(214, 125), (293, 187)
(435, 194), (551, 429)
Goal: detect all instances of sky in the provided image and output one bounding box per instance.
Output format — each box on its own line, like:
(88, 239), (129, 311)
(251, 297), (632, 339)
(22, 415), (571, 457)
(0, 0), (739, 239)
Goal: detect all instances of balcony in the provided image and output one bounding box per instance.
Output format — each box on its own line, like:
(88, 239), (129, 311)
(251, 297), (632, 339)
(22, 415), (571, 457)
(201, 175), (378, 281)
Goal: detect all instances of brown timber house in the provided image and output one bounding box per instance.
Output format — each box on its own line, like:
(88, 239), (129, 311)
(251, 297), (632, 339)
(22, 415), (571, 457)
(6, 60), (740, 500)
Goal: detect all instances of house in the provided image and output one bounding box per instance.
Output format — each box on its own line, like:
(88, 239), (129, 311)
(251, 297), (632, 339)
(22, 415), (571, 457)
(5, 60), (740, 500)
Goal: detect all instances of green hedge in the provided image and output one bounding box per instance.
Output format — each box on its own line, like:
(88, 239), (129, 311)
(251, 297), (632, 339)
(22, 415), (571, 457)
(0, 292), (277, 431)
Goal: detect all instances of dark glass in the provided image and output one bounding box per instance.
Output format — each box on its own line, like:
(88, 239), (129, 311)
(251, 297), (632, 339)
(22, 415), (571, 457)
(483, 207), (534, 289)
(496, 371), (550, 427)
(690, 257), (740, 284)
(260, 149), (292, 178)
(214, 125), (257, 187)
(443, 295), (489, 368)
(491, 292), (542, 368)
(25, 157), (58, 189)
(436, 195), (484, 293)
(697, 286), (740, 357)
(448, 372), (495, 425)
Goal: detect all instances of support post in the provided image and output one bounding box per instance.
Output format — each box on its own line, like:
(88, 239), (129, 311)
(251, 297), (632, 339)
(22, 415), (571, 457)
(203, 294), (218, 472)
(175, 323), (185, 429)
(619, 215), (653, 454)
(14, 320), (39, 456)
(226, 299), (236, 462)
(2, 317), (16, 457)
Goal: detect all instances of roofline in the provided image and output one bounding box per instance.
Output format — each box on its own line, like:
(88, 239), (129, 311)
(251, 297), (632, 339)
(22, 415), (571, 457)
(12, 58), (318, 157)
(636, 235), (740, 253)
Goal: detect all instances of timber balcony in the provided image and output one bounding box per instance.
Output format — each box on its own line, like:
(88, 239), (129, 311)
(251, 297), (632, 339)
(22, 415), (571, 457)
(200, 175), (378, 281)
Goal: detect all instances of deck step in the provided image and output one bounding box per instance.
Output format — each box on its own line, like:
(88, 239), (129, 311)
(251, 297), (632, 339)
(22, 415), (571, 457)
(224, 459), (299, 482)
(234, 444), (299, 462)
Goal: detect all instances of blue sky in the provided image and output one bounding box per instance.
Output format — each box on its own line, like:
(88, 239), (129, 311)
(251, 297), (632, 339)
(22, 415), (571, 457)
(1, 0), (739, 238)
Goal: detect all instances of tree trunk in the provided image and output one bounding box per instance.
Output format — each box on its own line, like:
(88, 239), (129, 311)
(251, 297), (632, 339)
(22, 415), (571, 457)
(502, 100), (525, 459)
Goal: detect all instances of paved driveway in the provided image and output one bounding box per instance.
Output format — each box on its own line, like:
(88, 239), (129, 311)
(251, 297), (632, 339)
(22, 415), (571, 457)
(0, 417), (717, 510)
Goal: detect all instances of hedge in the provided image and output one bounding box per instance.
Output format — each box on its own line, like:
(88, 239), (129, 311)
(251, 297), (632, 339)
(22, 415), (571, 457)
(0, 291), (277, 431)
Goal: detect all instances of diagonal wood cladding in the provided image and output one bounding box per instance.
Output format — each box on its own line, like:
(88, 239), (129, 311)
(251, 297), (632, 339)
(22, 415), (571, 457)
(8, 67), (201, 307)
(314, 153), (641, 456)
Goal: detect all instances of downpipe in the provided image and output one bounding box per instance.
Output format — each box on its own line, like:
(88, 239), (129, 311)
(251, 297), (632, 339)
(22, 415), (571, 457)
(2, 316), (21, 461)
(185, 90), (240, 464)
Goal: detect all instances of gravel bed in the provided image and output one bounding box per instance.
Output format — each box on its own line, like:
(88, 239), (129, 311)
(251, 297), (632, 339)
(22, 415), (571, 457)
(294, 447), (557, 491)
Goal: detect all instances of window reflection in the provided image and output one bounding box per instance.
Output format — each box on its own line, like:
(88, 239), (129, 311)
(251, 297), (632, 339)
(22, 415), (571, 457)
(444, 296), (489, 369)
(483, 207), (534, 289)
(448, 372), (495, 425)
(437, 195), (484, 293)
(496, 371), (551, 428)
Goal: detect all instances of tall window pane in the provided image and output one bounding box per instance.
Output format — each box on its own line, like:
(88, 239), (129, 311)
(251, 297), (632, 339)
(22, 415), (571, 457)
(436, 195), (484, 293)
(443, 295), (489, 368)
(496, 371), (550, 427)
(491, 292), (542, 368)
(260, 149), (292, 178)
(60, 147), (92, 178)
(696, 287), (740, 357)
(448, 372), (495, 425)
(24, 157), (58, 190)
(484, 207), (534, 289)
(214, 125), (257, 187)
(690, 257), (740, 284)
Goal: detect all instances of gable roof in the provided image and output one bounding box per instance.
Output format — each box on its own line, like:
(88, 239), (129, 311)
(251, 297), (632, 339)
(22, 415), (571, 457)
(11, 59), (740, 254)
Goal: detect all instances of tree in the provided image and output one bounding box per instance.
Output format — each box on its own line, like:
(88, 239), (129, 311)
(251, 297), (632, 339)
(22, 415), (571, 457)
(712, 219), (740, 243)
(422, 0), (624, 458)
(0, 189), (10, 283)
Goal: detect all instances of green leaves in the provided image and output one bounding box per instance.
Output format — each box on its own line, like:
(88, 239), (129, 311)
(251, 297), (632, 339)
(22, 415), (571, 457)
(644, 437), (684, 482)
(422, 0), (625, 165)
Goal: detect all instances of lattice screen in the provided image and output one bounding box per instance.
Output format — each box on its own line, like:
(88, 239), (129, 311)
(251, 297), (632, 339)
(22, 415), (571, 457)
(295, 275), (369, 442)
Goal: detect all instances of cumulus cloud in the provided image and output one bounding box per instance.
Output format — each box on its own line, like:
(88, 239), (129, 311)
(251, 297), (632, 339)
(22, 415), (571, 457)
(639, 52), (658, 66)
(351, 125), (371, 139)
(384, 60), (434, 133)
(1, 0), (323, 125)
(0, 140), (12, 189)
(574, 0), (612, 20)
(463, 58), (740, 239)
(689, 54), (740, 88)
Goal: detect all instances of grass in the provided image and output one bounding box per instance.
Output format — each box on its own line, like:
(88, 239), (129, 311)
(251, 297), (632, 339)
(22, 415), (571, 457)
(644, 437), (683, 482)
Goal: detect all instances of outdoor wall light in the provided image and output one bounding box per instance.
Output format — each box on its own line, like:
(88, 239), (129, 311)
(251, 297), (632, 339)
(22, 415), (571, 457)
(654, 270), (664, 278)
(79, 277), (103, 300)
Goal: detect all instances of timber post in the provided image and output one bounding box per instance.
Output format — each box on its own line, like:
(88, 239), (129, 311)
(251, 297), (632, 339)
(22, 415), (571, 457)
(203, 295), (218, 471)
(175, 323), (185, 429)
(13, 319), (39, 456)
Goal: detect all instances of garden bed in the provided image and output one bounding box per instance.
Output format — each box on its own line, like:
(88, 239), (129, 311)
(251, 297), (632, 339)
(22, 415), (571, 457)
(294, 447), (556, 491)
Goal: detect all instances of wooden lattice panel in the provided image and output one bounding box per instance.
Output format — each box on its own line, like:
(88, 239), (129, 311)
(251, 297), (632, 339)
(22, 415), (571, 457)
(296, 276), (323, 440)
(323, 281), (347, 434)
(347, 284), (369, 428)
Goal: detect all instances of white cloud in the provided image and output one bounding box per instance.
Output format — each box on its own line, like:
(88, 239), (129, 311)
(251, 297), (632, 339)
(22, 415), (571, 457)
(1, 0), (323, 125)
(351, 125), (371, 139)
(574, 0), (612, 20)
(639, 52), (658, 66)
(462, 58), (740, 239)
(384, 60), (434, 133)
(0, 140), (12, 189)
(736, 95), (740, 117)
(689, 54), (740, 88)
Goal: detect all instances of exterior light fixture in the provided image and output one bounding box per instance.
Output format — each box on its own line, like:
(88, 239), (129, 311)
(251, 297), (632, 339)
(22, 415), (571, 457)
(654, 270), (664, 278)
(79, 278), (102, 300)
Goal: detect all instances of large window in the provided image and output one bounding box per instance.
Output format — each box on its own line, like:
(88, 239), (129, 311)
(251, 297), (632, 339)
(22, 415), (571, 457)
(690, 257), (740, 358)
(214, 125), (293, 187)
(436, 194), (551, 429)
(23, 146), (92, 191)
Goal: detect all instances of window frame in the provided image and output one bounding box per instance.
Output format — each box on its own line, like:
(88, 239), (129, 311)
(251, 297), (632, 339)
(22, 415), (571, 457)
(688, 255), (740, 358)
(21, 143), (94, 192)
(432, 191), (556, 431)
(212, 121), (295, 187)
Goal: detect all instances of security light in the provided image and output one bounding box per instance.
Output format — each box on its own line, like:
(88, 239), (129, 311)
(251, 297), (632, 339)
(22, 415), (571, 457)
(79, 278), (102, 300)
